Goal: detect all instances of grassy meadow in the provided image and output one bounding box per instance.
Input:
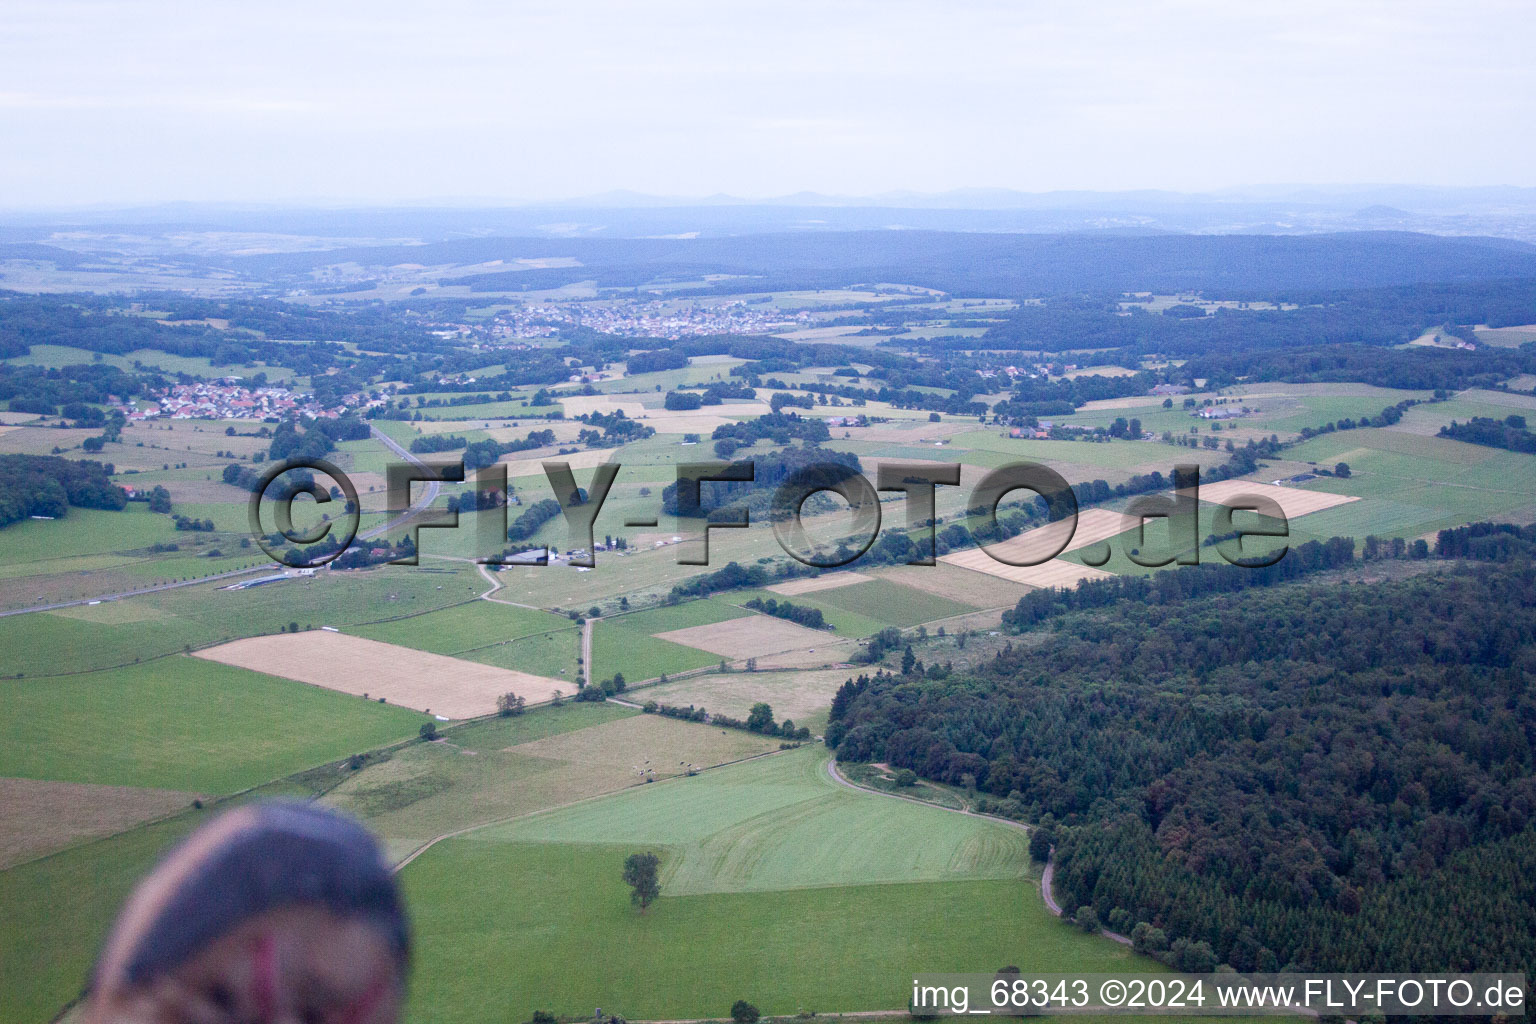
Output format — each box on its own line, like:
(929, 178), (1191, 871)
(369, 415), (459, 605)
(0, 657), (428, 793)
(402, 748), (1154, 1022)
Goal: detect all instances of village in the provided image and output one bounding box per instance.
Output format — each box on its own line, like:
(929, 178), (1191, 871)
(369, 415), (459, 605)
(122, 380), (358, 421)
(415, 297), (816, 343)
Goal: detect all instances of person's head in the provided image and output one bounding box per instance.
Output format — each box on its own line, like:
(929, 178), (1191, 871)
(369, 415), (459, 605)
(85, 802), (408, 1024)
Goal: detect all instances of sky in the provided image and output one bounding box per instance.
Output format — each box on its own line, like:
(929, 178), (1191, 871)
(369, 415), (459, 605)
(1, 0), (1533, 207)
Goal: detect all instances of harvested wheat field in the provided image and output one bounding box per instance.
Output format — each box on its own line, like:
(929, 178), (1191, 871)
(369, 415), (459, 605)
(1075, 395), (1173, 412)
(971, 508), (1131, 565)
(873, 562), (1024, 607)
(193, 632), (571, 719)
(639, 668), (851, 725)
(501, 446), (620, 480)
(1189, 480), (1359, 519)
(747, 638), (859, 670)
(642, 413), (748, 434)
(938, 548), (1113, 589)
(557, 396), (649, 418)
(855, 420), (971, 443)
(512, 713), (780, 774)
(767, 571), (871, 596)
(1460, 388), (1536, 411)
(653, 615), (835, 658)
(0, 777), (195, 869)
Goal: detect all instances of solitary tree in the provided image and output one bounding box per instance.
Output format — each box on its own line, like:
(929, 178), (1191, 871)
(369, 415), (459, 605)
(731, 1001), (760, 1023)
(623, 852), (660, 912)
(746, 702), (774, 733)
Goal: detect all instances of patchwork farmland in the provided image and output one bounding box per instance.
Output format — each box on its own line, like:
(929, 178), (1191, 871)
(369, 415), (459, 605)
(3, 248), (1535, 1024)
(194, 630), (574, 718)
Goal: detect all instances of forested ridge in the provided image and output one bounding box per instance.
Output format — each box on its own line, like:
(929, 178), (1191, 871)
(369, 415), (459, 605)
(249, 231), (1536, 298)
(828, 560), (1536, 975)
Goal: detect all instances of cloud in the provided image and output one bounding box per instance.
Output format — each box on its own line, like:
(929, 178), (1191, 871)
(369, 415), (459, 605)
(0, 0), (1531, 204)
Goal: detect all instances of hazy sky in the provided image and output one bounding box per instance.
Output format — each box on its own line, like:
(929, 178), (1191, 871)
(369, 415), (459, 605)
(2, 0), (1532, 206)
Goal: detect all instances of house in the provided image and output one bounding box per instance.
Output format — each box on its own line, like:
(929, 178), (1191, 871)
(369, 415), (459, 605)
(1197, 407), (1245, 420)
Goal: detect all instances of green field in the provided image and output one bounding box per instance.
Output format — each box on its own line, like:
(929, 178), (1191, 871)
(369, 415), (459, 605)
(402, 749), (1151, 1022)
(494, 748), (1024, 892)
(0, 656), (428, 793)
(591, 599), (754, 681)
(323, 701), (646, 855)
(348, 598), (572, 654)
(951, 431), (1203, 470)
(591, 623), (729, 682)
(0, 563), (486, 676)
(1285, 429), (1536, 537)
(458, 627), (581, 681)
(790, 576), (978, 627)
(0, 503), (195, 565)
(716, 586), (888, 638)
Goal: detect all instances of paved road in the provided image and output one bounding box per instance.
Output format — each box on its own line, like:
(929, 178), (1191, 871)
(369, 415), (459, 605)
(0, 425), (444, 619)
(0, 563), (283, 619)
(362, 422), (442, 541)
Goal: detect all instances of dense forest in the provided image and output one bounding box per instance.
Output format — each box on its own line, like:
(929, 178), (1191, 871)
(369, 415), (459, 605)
(1, 362), (165, 415)
(827, 557), (1536, 976)
(0, 454), (126, 528)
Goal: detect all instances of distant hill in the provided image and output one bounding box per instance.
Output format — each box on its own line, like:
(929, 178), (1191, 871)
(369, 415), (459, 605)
(235, 230), (1536, 298)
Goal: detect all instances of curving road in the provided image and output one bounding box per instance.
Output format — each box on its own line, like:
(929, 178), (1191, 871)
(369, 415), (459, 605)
(825, 757), (1132, 946)
(361, 422), (443, 541)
